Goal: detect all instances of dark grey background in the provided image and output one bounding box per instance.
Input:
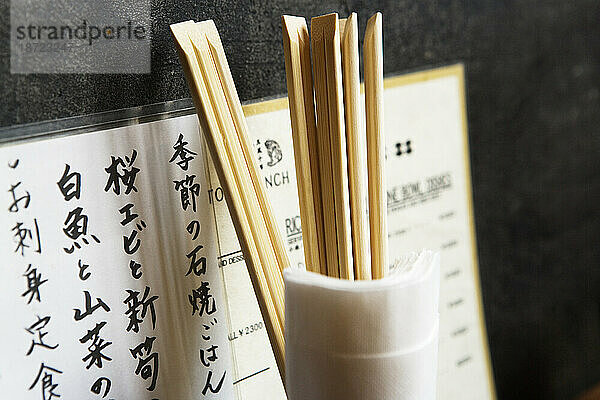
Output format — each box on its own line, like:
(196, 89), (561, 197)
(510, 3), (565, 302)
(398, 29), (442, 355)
(1, 1), (599, 399)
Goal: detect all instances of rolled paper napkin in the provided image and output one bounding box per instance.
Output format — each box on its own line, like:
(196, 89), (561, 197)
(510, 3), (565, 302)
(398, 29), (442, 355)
(284, 250), (440, 400)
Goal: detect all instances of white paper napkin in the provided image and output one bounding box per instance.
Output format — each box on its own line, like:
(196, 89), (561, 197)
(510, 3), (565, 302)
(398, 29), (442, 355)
(284, 250), (440, 400)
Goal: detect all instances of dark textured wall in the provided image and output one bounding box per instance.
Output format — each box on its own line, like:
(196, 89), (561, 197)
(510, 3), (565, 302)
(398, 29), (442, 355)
(1, 1), (599, 398)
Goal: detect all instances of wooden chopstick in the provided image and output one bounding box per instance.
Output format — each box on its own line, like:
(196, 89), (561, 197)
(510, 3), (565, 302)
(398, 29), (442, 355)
(364, 13), (388, 279)
(198, 23), (288, 374)
(190, 22), (285, 327)
(281, 16), (325, 275)
(311, 13), (354, 280)
(340, 13), (371, 281)
(310, 15), (339, 279)
(174, 12), (387, 387)
(200, 20), (289, 330)
(203, 22), (291, 277)
(190, 22), (286, 375)
(171, 20), (285, 378)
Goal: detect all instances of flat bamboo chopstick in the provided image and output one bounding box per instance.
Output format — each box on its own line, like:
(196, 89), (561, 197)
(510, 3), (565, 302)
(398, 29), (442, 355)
(203, 21), (291, 276)
(364, 13), (388, 279)
(197, 24), (288, 375)
(200, 20), (288, 330)
(171, 21), (285, 378)
(190, 23), (285, 327)
(310, 15), (339, 279)
(311, 13), (354, 280)
(190, 23), (286, 374)
(296, 22), (328, 278)
(340, 13), (371, 280)
(296, 35), (329, 276)
(281, 16), (324, 275)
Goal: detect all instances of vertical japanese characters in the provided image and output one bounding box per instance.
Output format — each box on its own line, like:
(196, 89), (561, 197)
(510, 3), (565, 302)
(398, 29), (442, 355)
(58, 161), (114, 398)
(104, 149), (159, 393)
(169, 133), (227, 395)
(9, 158), (63, 400)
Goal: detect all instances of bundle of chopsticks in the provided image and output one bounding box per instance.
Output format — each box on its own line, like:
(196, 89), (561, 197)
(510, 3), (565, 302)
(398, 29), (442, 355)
(171, 20), (288, 378)
(171, 12), (387, 383)
(282, 12), (388, 281)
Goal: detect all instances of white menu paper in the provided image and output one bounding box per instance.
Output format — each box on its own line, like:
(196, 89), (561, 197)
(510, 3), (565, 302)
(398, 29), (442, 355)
(382, 66), (495, 399)
(0, 118), (234, 399)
